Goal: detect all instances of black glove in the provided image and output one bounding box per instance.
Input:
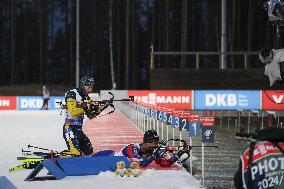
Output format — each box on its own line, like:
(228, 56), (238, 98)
(82, 103), (90, 112)
(177, 150), (190, 163)
(89, 104), (100, 112)
(177, 148), (191, 158)
(82, 103), (97, 119)
(151, 147), (160, 158)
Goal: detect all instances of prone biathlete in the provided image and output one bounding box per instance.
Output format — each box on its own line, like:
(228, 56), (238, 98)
(121, 129), (189, 167)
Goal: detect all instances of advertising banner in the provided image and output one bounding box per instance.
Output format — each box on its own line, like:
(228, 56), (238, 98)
(18, 96), (43, 110)
(128, 90), (192, 110)
(262, 90), (284, 110)
(0, 96), (17, 110)
(194, 90), (260, 110)
(49, 96), (65, 109)
(201, 117), (215, 127)
(18, 96), (64, 110)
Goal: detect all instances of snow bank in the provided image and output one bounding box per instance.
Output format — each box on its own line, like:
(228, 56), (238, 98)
(0, 110), (203, 189)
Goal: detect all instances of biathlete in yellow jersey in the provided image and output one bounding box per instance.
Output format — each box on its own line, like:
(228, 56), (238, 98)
(62, 76), (107, 156)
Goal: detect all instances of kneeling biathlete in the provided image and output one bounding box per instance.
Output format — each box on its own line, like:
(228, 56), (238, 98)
(62, 76), (107, 156)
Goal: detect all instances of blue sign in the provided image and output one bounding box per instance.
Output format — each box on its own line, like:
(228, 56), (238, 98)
(144, 107), (149, 115)
(140, 106), (144, 112)
(166, 114), (173, 125)
(146, 108), (151, 117)
(188, 122), (201, 137)
(150, 109), (157, 118)
(136, 105), (141, 112)
(194, 90), (260, 110)
(128, 102), (135, 109)
(157, 111), (163, 120)
(162, 112), (168, 123)
(172, 116), (179, 128)
(143, 107), (148, 114)
(202, 127), (215, 143)
(154, 110), (158, 119)
(18, 96), (64, 110)
(179, 117), (189, 131)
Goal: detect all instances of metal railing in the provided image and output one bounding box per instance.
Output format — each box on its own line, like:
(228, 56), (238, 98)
(150, 51), (260, 70)
(117, 101), (284, 189)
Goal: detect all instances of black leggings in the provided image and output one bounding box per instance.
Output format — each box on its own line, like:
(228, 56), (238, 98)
(63, 124), (93, 155)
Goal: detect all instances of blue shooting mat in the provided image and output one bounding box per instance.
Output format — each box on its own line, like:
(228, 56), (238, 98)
(0, 176), (17, 189)
(25, 150), (129, 180)
(57, 156), (130, 176)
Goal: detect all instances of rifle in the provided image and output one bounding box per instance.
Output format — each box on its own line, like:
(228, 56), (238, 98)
(159, 139), (190, 152)
(158, 139), (220, 163)
(159, 139), (220, 151)
(58, 92), (134, 117)
(9, 145), (79, 172)
(235, 132), (255, 140)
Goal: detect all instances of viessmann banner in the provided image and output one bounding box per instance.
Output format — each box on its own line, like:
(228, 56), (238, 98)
(128, 90), (193, 110)
(194, 90), (261, 110)
(262, 90), (284, 110)
(0, 96), (17, 110)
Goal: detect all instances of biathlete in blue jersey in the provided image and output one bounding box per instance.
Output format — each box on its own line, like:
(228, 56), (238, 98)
(121, 129), (189, 167)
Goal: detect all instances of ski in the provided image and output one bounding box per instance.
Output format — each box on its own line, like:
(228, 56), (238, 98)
(9, 144), (79, 172)
(9, 157), (45, 172)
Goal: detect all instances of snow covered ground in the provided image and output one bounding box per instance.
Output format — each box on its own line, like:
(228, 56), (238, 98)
(0, 110), (203, 189)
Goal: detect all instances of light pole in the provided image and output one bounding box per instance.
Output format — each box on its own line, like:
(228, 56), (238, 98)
(76, 0), (80, 87)
(221, 0), (227, 69)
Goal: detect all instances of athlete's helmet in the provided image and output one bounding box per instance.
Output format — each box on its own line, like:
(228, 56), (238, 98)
(143, 129), (159, 143)
(79, 76), (95, 88)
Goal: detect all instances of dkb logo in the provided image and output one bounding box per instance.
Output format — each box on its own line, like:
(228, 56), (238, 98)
(205, 94), (237, 106)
